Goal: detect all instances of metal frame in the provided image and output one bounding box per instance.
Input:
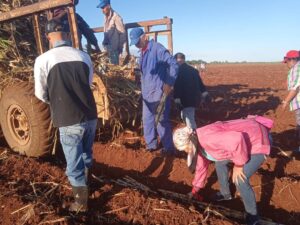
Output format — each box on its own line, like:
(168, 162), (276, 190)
(0, 1), (173, 54)
(93, 17), (174, 54)
(0, 0), (80, 54)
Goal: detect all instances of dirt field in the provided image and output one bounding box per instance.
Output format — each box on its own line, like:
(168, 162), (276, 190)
(0, 63), (299, 225)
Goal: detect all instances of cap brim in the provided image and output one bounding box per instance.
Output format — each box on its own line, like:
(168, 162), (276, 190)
(96, 3), (107, 8)
(130, 38), (140, 46)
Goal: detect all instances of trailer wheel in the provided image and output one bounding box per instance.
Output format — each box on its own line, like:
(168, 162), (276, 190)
(0, 82), (54, 157)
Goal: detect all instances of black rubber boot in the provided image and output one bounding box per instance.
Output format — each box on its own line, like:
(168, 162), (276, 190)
(245, 213), (260, 225)
(69, 186), (89, 213)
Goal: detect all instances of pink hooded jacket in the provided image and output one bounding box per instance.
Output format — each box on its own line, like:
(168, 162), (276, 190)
(192, 116), (273, 189)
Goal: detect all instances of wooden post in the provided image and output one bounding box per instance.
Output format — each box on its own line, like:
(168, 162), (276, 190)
(32, 14), (44, 55)
(67, 6), (80, 49)
(144, 26), (150, 40)
(167, 19), (173, 54)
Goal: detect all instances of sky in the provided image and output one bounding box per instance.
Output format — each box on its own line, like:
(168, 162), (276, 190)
(77, 0), (300, 62)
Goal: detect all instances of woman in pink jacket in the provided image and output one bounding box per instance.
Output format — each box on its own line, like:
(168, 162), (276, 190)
(173, 115), (273, 225)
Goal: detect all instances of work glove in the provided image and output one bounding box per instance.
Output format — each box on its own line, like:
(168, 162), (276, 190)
(174, 98), (183, 111)
(188, 187), (203, 201)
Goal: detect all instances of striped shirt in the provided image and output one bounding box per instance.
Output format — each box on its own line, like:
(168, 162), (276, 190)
(287, 61), (300, 111)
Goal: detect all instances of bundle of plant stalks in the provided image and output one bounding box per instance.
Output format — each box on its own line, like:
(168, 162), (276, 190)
(92, 52), (142, 139)
(0, 0), (143, 139)
(0, 0), (40, 91)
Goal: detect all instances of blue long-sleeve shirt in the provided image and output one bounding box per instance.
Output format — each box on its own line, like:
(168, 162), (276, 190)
(139, 40), (178, 102)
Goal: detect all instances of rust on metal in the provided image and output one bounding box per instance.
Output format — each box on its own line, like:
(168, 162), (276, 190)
(0, 0), (73, 22)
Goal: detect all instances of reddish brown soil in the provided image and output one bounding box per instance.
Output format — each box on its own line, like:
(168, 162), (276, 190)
(1, 63), (299, 225)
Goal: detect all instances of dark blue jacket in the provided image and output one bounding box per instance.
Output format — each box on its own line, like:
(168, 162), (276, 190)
(139, 40), (178, 102)
(174, 63), (207, 108)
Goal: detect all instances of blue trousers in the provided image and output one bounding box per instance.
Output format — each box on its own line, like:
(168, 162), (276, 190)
(142, 96), (175, 152)
(181, 107), (197, 130)
(59, 119), (97, 187)
(215, 154), (265, 216)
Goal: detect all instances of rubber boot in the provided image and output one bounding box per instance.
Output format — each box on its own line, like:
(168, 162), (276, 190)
(69, 186), (88, 213)
(245, 213), (260, 225)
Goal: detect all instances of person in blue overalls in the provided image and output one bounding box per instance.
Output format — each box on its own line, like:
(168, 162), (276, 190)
(129, 28), (178, 156)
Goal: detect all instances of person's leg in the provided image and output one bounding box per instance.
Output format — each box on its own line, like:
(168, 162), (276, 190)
(143, 100), (158, 150)
(59, 123), (88, 212)
(82, 119), (97, 184)
(295, 109), (300, 152)
(181, 107), (197, 130)
(215, 160), (232, 199)
(109, 48), (119, 65)
(157, 97), (175, 154)
(59, 124), (86, 187)
(235, 154), (265, 224)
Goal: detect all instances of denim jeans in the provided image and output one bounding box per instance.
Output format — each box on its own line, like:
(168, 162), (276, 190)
(59, 119), (97, 187)
(215, 154), (265, 216)
(181, 107), (197, 130)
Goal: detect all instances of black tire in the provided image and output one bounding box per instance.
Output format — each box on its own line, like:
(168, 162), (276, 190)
(0, 82), (55, 157)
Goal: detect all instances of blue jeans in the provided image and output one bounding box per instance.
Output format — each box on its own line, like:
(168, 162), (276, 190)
(215, 154), (265, 216)
(59, 119), (97, 187)
(181, 107), (197, 130)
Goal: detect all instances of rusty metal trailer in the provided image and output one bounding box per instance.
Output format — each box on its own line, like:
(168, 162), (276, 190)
(0, 0), (174, 157)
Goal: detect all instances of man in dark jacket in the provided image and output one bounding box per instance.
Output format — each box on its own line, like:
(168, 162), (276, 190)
(174, 52), (209, 130)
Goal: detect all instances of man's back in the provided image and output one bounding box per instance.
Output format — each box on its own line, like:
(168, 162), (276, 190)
(34, 46), (97, 127)
(174, 63), (205, 108)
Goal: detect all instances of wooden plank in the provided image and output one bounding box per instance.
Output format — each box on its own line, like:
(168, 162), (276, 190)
(0, 0), (73, 22)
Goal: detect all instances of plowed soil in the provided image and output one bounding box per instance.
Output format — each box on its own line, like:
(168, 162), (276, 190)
(0, 63), (299, 225)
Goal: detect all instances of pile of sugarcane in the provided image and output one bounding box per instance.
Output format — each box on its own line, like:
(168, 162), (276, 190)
(0, 0), (39, 93)
(0, 0), (142, 138)
(92, 53), (142, 138)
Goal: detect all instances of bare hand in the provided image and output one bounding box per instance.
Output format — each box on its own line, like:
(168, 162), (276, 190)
(163, 84), (173, 95)
(232, 166), (246, 185)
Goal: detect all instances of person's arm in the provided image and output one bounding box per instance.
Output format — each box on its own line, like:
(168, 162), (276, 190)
(192, 153), (210, 192)
(173, 69), (182, 99)
(282, 88), (299, 110)
(85, 54), (94, 86)
(34, 57), (49, 103)
(76, 14), (100, 51)
(157, 45), (179, 95)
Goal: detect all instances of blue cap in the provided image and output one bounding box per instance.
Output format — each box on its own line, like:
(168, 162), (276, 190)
(130, 28), (144, 46)
(97, 0), (110, 8)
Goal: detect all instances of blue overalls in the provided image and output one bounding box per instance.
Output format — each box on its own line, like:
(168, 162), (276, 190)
(139, 40), (178, 152)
